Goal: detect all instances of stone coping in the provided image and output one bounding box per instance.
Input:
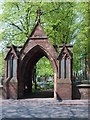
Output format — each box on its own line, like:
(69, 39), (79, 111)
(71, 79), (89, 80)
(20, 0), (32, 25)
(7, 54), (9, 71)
(77, 84), (90, 88)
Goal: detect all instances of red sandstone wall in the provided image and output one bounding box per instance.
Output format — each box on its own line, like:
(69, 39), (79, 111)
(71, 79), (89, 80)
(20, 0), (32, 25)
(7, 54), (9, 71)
(57, 83), (72, 100)
(72, 84), (90, 99)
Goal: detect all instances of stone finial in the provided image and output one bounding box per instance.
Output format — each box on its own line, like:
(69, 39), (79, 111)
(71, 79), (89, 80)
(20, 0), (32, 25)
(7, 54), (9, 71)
(36, 7), (42, 23)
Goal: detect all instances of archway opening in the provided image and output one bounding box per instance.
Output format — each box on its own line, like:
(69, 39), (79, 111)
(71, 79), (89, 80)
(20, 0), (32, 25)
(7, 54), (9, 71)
(31, 56), (54, 98)
(22, 45), (56, 99)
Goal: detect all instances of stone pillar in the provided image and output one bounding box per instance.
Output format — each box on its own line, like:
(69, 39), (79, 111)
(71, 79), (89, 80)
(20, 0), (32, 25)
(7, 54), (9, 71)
(56, 80), (72, 100)
(56, 44), (73, 100)
(3, 48), (18, 99)
(3, 78), (18, 99)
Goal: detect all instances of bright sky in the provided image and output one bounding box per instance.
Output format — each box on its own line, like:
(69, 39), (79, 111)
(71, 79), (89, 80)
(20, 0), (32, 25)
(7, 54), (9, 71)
(0, 0), (3, 13)
(0, 0), (3, 32)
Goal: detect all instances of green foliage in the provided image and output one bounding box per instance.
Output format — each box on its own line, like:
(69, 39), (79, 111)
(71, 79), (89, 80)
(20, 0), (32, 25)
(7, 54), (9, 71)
(36, 56), (54, 77)
(73, 2), (89, 76)
(0, 2), (89, 78)
(32, 80), (54, 91)
(0, 52), (4, 77)
(1, 2), (77, 48)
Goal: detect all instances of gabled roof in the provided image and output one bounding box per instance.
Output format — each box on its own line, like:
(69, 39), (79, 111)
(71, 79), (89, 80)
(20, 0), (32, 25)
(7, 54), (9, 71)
(29, 22), (48, 39)
(20, 22), (49, 54)
(4, 45), (21, 60)
(4, 47), (11, 60)
(57, 44), (73, 60)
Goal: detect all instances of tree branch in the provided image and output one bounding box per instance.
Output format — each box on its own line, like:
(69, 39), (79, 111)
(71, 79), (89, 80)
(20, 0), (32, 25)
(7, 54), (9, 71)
(10, 23), (23, 32)
(13, 3), (27, 31)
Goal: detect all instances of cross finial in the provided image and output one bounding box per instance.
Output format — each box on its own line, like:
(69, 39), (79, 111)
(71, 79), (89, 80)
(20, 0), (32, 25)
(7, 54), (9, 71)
(63, 43), (66, 48)
(36, 7), (42, 23)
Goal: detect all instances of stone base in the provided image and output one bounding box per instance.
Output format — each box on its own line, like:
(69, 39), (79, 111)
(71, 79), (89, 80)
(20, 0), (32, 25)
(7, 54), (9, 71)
(3, 80), (18, 99)
(56, 83), (72, 100)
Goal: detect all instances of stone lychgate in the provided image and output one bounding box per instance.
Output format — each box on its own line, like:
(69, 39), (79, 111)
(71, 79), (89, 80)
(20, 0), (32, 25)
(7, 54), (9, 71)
(3, 9), (73, 100)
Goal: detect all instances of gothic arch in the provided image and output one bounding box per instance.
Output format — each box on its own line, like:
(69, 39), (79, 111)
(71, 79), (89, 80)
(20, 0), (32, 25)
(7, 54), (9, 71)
(18, 43), (58, 99)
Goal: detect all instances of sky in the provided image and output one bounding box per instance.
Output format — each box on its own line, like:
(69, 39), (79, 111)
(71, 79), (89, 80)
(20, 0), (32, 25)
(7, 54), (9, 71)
(0, 0), (3, 14)
(0, 0), (3, 32)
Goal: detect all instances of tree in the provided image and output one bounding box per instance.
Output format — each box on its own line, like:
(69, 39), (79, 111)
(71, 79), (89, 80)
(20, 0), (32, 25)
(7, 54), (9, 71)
(1, 2), (77, 48)
(73, 2), (89, 80)
(1, 1), (77, 77)
(36, 56), (54, 77)
(1, 1), (89, 81)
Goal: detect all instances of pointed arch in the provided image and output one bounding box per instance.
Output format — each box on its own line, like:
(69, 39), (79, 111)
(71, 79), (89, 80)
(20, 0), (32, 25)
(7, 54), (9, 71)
(19, 44), (57, 99)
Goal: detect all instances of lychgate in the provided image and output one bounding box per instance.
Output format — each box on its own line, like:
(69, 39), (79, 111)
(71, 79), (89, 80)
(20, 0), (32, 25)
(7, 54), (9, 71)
(3, 9), (73, 100)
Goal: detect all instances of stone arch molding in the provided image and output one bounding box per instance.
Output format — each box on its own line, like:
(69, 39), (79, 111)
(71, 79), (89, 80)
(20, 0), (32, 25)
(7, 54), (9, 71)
(20, 44), (57, 74)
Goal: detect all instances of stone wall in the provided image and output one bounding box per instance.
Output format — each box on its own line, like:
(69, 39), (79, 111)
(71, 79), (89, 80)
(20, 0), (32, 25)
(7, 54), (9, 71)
(72, 83), (90, 99)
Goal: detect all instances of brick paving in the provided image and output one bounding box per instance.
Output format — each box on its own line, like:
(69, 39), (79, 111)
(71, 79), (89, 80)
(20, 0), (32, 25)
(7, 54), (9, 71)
(0, 98), (89, 119)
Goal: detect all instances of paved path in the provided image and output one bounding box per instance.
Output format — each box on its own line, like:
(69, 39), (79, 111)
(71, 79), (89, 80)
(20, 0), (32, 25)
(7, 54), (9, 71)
(0, 98), (89, 119)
